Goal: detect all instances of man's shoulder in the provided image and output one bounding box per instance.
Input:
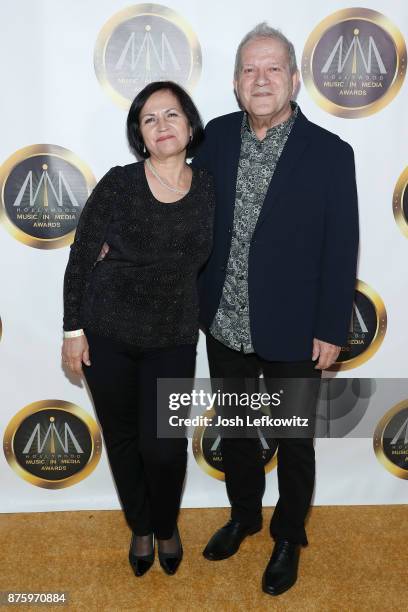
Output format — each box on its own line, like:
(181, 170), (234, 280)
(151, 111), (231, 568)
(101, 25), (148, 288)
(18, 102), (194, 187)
(205, 111), (244, 132)
(299, 111), (353, 154)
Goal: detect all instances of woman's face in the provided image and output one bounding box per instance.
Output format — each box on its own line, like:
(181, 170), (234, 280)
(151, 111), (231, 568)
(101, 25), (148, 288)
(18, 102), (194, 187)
(139, 89), (192, 160)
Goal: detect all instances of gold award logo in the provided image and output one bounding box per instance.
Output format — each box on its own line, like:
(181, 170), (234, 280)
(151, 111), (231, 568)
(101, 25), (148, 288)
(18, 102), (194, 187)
(374, 400), (408, 479)
(330, 280), (387, 371)
(0, 145), (96, 249)
(393, 166), (408, 238)
(3, 400), (102, 489)
(302, 8), (407, 118)
(192, 407), (277, 481)
(94, 3), (202, 109)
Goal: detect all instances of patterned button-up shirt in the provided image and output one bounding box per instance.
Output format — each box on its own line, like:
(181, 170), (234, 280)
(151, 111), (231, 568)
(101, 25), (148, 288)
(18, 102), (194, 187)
(210, 104), (298, 352)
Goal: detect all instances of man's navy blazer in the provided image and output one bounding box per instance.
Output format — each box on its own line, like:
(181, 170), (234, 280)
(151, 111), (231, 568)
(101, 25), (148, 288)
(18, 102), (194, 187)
(192, 107), (359, 362)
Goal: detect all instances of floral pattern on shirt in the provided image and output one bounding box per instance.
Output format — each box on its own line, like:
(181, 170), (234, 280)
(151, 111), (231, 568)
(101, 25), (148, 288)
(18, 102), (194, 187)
(210, 105), (298, 352)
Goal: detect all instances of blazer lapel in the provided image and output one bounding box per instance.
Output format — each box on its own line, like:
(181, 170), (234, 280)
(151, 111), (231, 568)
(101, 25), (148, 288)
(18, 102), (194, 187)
(222, 113), (244, 228)
(254, 110), (310, 234)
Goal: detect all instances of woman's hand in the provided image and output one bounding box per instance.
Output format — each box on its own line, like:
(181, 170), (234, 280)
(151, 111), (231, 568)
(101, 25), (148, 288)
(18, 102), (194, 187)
(97, 242), (110, 262)
(62, 335), (91, 375)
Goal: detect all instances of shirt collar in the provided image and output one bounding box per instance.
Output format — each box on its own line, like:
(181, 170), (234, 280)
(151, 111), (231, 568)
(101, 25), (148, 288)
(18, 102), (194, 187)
(242, 101), (299, 139)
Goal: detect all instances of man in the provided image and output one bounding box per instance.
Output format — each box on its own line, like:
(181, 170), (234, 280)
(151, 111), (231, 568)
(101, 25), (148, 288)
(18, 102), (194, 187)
(192, 23), (359, 596)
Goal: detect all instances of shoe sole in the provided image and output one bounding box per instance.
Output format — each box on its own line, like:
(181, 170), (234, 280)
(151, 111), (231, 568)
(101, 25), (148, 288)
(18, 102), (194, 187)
(262, 576), (297, 596)
(202, 525), (263, 561)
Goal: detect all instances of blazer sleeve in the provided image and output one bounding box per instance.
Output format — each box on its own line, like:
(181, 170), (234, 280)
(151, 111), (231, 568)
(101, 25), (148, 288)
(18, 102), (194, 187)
(314, 141), (359, 346)
(63, 166), (121, 331)
(191, 119), (218, 173)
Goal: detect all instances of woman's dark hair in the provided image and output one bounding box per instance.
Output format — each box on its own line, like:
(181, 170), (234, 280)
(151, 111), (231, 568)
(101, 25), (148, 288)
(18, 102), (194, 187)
(127, 81), (204, 159)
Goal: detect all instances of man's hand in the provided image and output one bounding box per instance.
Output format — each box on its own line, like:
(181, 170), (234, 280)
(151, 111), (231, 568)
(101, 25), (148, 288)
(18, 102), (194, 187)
(62, 335), (91, 376)
(312, 338), (341, 370)
(97, 242), (110, 262)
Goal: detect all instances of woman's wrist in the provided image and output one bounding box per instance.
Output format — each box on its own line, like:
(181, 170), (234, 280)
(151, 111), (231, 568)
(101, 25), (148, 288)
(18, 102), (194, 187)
(63, 329), (84, 339)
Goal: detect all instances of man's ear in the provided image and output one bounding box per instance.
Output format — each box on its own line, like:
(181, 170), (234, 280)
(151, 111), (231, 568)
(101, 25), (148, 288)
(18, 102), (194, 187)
(233, 79), (240, 107)
(292, 70), (300, 97)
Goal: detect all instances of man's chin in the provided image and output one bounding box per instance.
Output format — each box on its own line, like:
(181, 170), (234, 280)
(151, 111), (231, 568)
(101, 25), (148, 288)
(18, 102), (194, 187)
(249, 106), (278, 117)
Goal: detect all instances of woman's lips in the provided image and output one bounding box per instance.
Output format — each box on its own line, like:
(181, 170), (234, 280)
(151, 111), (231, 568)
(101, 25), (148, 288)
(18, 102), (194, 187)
(156, 135), (175, 142)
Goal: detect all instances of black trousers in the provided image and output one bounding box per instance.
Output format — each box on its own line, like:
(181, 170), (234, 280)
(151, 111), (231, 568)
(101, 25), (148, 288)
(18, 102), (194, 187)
(83, 330), (196, 539)
(206, 333), (321, 546)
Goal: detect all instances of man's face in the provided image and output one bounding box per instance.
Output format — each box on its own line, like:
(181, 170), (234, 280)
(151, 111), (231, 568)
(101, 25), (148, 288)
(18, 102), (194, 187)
(234, 37), (299, 124)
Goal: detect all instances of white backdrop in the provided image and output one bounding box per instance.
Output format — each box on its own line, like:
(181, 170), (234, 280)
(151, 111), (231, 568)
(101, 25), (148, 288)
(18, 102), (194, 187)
(0, 0), (407, 513)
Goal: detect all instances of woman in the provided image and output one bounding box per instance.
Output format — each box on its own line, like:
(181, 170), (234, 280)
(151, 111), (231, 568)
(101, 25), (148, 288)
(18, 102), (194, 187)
(62, 81), (214, 577)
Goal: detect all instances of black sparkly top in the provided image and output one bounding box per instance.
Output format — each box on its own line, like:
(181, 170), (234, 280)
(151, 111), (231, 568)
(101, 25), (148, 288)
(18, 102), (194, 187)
(63, 162), (214, 347)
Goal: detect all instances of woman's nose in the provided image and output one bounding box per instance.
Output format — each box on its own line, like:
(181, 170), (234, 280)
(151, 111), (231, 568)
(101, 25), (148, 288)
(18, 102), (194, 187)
(157, 116), (168, 130)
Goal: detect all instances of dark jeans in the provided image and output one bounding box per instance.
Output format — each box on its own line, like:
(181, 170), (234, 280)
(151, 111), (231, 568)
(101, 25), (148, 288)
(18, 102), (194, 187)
(206, 333), (321, 546)
(83, 330), (196, 539)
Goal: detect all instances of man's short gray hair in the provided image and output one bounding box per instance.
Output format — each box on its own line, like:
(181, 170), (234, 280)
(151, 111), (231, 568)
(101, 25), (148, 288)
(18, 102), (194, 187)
(234, 22), (298, 78)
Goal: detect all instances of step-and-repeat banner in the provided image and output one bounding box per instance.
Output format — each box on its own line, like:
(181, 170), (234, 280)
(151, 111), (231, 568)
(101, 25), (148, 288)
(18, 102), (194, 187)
(1, 0), (407, 512)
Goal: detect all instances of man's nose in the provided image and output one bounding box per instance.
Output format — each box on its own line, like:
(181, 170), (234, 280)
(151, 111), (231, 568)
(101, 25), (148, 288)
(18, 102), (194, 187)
(255, 68), (270, 86)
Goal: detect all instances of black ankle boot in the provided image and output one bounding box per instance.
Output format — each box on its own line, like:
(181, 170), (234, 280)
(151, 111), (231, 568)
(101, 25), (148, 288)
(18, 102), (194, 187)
(202, 519), (262, 561)
(262, 539), (300, 595)
(128, 533), (155, 577)
(158, 526), (183, 575)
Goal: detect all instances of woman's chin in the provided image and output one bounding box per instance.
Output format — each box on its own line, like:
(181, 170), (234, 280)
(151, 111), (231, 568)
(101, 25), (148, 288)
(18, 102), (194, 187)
(153, 143), (186, 159)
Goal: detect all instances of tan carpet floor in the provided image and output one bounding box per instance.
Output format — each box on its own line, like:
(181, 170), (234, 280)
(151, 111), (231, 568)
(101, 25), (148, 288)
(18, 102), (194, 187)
(0, 506), (406, 611)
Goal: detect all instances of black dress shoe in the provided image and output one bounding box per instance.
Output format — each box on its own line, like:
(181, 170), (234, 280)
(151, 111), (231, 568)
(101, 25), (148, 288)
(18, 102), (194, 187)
(202, 519), (262, 561)
(128, 533), (154, 577)
(262, 539), (300, 596)
(158, 526), (183, 575)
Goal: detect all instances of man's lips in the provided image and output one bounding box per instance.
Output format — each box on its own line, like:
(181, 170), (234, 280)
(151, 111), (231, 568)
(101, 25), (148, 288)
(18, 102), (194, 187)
(156, 135), (175, 142)
(252, 92), (274, 96)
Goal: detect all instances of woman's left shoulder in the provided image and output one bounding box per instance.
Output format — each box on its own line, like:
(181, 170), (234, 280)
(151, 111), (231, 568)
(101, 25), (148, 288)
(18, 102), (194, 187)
(121, 161), (143, 178)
